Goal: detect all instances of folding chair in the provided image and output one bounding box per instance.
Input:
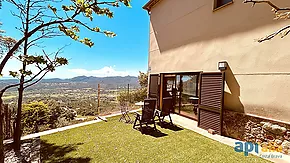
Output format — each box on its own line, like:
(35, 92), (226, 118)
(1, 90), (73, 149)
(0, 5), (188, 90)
(133, 98), (157, 133)
(156, 97), (173, 127)
(119, 102), (131, 123)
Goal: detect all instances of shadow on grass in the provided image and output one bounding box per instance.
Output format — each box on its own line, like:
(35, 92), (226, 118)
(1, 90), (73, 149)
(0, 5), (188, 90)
(157, 122), (184, 132)
(135, 126), (168, 138)
(40, 140), (91, 163)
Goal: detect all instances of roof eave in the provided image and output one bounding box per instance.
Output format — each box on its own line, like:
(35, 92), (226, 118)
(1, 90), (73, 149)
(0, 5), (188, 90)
(142, 0), (162, 12)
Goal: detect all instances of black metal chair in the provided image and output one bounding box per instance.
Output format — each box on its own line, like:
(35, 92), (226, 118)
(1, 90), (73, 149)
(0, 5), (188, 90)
(119, 102), (131, 123)
(156, 97), (173, 127)
(133, 98), (157, 133)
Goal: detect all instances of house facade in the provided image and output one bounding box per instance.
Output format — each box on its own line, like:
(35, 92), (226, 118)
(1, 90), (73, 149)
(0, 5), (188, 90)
(143, 0), (290, 124)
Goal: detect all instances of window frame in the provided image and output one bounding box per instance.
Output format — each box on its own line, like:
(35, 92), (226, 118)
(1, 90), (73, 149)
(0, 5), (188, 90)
(213, 0), (233, 12)
(148, 74), (159, 98)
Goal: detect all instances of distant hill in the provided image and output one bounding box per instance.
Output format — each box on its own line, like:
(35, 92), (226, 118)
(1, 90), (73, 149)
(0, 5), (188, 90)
(0, 76), (139, 91)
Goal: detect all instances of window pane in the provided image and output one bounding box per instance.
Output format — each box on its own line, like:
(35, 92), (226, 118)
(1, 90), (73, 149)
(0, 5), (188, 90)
(217, 0), (232, 8)
(149, 74), (158, 98)
(179, 75), (198, 119)
(182, 75), (197, 97)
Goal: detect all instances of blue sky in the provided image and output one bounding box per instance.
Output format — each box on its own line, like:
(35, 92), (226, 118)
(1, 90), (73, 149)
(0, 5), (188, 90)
(0, 0), (149, 78)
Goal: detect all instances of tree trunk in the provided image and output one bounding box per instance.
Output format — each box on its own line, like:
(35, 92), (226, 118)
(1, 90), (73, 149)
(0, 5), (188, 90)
(13, 81), (24, 151)
(13, 0), (30, 151)
(13, 55), (27, 151)
(0, 98), (4, 163)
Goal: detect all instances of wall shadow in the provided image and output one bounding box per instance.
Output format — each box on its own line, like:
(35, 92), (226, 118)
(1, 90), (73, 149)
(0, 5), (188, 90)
(224, 65), (244, 113)
(222, 64), (246, 137)
(150, 0), (287, 53)
(40, 140), (91, 163)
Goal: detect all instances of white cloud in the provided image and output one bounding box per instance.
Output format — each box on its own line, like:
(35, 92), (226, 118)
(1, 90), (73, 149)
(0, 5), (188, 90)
(1, 58), (139, 79)
(68, 66), (138, 77)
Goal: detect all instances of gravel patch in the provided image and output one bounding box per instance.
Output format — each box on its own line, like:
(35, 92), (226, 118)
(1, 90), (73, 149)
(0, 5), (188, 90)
(4, 137), (40, 163)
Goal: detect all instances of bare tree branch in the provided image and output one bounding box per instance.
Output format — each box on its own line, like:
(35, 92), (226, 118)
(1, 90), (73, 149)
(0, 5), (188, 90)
(27, 42), (44, 49)
(28, 9), (42, 22)
(0, 0), (129, 74)
(0, 67), (48, 95)
(244, 0), (290, 42)
(0, 19), (73, 74)
(27, 31), (63, 48)
(23, 45), (68, 89)
(23, 70), (49, 89)
(10, 11), (25, 30)
(257, 25), (290, 42)
(243, 0), (290, 12)
(8, 0), (26, 14)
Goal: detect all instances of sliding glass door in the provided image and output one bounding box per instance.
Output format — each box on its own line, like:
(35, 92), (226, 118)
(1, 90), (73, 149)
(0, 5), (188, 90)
(179, 75), (198, 119)
(173, 74), (199, 119)
(158, 72), (199, 120)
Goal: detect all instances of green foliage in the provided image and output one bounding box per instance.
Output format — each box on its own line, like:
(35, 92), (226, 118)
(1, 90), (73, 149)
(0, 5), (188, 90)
(68, 98), (97, 116)
(8, 71), (18, 78)
(117, 71), (148, 104)
(117, 88), (147, 104)
(0, 22), (17, 60)
(46, 100), (62, 128)
(117, 90), (133, 104)
(99, 99), (118, 115)
(138, 71), (148, 88)
(22, 101), (50, 133)
(78, 108), (96, 116)
(22, 55), (47, 65)
(21, 100), (78, 134)
(63, 109), (76, 121)
(7, 54), (69, 78)
(132, 87), (147, 102)
(47, 0), (132, 47)
(80, 38), (94, 47)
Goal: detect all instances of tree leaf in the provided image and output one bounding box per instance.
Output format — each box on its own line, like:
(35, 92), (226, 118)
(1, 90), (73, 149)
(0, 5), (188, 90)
(9, 71), (18, 78)
(48, 4), (57, 14)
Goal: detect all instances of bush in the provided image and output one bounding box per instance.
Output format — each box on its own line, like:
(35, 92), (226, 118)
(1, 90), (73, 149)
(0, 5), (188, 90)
(131, 88), (147, 102)
(117, 91), (134, 104)
(63, 109), (77, 121)
(70, 99), (98, 116)
(21, 101), (75, 133)
(117, 88), (147, 105)
(22, 101), (50, 133)
(77, 107), (96, 116)
(117, 71), (148, 105)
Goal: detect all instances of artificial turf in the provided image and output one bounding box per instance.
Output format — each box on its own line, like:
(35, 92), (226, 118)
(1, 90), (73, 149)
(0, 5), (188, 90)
(40, 114), (269, 163)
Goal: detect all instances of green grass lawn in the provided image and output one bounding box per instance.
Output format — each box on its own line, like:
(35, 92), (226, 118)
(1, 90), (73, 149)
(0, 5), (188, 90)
(40, 115), (269, 163)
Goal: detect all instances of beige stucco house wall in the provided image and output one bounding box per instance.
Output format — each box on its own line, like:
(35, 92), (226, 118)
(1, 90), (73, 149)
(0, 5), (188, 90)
(145, 0), (290, 122)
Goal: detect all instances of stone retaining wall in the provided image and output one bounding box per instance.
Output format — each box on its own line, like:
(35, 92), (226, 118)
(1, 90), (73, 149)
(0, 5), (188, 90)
(223, 110), (290, 155)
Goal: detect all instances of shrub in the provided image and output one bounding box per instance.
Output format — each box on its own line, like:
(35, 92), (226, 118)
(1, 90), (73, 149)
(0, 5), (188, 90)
(117, 88), (147, 105)
(22, 101), (50, 133)
(117, 71), (148, 105)
(62, 109), (77, 121)
(77, 107), (96, 116)
(131, 88), (147, 102)
(117, 90), (134, 104)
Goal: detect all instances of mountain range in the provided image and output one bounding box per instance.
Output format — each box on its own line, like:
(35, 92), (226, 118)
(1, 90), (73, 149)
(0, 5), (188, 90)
(0, 76), (139, 91)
